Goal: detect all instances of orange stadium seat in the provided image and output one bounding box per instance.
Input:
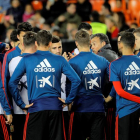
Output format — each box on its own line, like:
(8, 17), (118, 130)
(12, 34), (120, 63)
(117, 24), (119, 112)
(128, 0), (140, 20)
(31, 1), (43, 11)
(109, 0), (122, 12)
(89, 0), (105, 12)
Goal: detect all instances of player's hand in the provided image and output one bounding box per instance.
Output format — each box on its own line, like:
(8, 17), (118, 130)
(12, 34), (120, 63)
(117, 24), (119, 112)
(68, 103), (73, 112)
(25, 103), (33, 109)
(68, 52), (76, 59)
(62, 52), (69, 61)
(23, 109), (27, 114)
(5, 114), (13, 125)
(5, 44), (10, 51)
(58, 97), (67, 108)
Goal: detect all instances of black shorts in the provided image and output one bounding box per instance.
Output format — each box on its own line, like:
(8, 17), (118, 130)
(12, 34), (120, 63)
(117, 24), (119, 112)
(69, 112), (105, 140)
(23, 110), (65, 140)
(118, 108), (140, 140)
(105, 107), (115, 140)
(0, 115), (9, 140)
(12, 114), (26, 140)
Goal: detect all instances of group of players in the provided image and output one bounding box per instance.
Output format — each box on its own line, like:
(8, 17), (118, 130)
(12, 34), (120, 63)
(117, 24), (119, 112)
(0, 21), (140, 140)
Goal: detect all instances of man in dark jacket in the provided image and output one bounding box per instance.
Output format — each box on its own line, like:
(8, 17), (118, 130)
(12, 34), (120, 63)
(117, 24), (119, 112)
(91, 33), (118, 140)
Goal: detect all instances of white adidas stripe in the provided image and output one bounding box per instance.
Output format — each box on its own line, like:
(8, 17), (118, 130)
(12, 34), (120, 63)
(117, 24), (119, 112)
(36, 59), (52, 68)
(89, 61), (98, 69)
(126, 62), (140, 71)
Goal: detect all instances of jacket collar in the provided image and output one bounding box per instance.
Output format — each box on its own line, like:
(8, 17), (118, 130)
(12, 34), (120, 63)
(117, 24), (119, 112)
(98, 44), (112, 52)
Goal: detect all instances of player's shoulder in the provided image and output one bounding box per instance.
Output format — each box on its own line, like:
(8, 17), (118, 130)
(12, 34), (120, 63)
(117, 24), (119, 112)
(5, 47), (16, 57)
(110, 57), (122, 66)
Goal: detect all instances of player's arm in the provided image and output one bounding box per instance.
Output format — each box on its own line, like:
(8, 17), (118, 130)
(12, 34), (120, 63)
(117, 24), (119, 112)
(110, 62), (140, 103)
(8, 58), (33, 109)
(2, 53), (11, 108)
(59, 58), (81, 104)
(113, 81), (140, 103)
(105, 86), (116, 103)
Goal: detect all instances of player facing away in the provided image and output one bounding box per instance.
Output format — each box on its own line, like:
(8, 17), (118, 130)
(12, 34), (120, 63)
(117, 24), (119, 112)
(110, 32), (140, 140)
(9, 31), (37, 140)
(2, 22), (32, 110)
(8, 30), (81, 140)
(67, 29), (110, 140)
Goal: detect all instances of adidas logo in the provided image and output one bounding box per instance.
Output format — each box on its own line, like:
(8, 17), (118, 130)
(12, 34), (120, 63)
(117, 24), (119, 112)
(83, 60), (101, 75)
(34, 59), (55, 72)
(125, 61), (140, 75)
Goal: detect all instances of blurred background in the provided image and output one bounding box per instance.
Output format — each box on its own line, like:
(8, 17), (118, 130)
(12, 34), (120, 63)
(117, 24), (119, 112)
(0, 0), (139, 54)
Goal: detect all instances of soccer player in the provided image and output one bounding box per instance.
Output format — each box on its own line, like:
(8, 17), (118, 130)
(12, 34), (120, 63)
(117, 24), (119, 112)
(9, 31), (37, 140)
(8, 30), (81, 140)
(2, 22), (32, 109)
(110, 32), (140, 140)
(49, 35), (69, 139)
(69, 22), (93, 59)
(0, 58), (12, 140)
(67, 29), (110, 140)
(133, 28), (140, 57)
(10, 29), (20, 48)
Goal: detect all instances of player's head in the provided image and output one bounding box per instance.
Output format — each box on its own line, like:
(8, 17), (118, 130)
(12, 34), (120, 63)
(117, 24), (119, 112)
(17, 22), (33, 45)
(90, 33), (110, 54)
(118, 31), (125, 54)
(133, 28), (140, 50)
(10, 29), (19, 48)
(75, 29), (90, 48)
(120, 32), (135, 52)
(78, 22), (92, 36)
(36, 30), (52, 49)
(23, 31), (36, 50)
(50, 36), (62, 56)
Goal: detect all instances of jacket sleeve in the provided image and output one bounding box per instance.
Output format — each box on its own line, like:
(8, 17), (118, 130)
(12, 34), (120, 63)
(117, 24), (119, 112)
(113, 81), (140, 103)
(0, 62), (11, 115)
(61, 58), (81, 104)
(2, 52), (11, 109)
(0, 42), (6, 53)
(8, 58), (26, 108)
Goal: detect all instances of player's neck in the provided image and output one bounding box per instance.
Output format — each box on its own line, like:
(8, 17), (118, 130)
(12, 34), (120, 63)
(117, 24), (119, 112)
(123, 48), (134, 55)
(78, 46), (90, 52)
(37, 46), (49, 51)
(23, 48), (36, 54)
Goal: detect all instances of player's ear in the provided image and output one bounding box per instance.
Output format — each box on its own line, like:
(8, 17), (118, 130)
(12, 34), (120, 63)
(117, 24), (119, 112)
(133, 43), (136, 51)
(48, 42), (52, 48)
(17, 35), (20, 40)
(35, 41), (39, 48)
(75, 41), (78, 47)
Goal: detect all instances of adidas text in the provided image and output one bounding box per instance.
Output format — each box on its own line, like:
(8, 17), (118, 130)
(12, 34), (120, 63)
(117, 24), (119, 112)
(34, 67), (55, 72)
(125, 70), (140, 75)
(83, 69), (101, 75)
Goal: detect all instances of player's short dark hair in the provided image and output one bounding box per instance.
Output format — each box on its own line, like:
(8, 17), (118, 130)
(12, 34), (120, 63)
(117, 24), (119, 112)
(103, 2), (111, 12)
(17, 22), (32, 35)
(36, 30), (52, 46)
(125, 28), (135, 33)
(118, 31), (125, 37)
(120, 32), (135, 49)
(75, 29), (90, 46)
(52, 36), (60, 43)
(91, 33), (110, 44)
(133, 28), (140, 37)
(10, 29), (19, 42)
(23, 31), (36, 48)
(90, 11), (99, 21)
(78, 22), (92, 31)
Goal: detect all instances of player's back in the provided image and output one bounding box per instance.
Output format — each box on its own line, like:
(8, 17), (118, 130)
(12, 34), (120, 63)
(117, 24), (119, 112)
(69, 52), (109, 112)
(110, 55), (140, 118)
